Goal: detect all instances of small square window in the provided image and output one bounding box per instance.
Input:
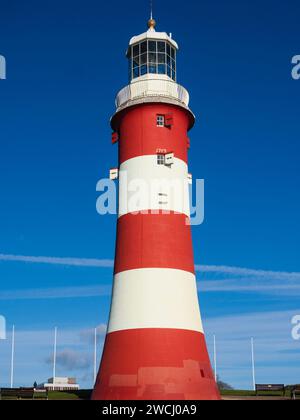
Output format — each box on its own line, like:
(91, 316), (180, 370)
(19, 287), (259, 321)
(157, 155), (165, 165)
(157, 115), (165, 127)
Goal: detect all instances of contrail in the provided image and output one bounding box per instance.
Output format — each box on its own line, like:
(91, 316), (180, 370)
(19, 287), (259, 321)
(0, 254), (114, 268)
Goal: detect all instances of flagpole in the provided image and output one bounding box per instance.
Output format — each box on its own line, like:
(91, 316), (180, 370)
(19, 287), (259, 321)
(10, 325), (15, 388)
(251, 337), (256, 391)
(94, 328), (97, 384)
(53, 327), (57, 386)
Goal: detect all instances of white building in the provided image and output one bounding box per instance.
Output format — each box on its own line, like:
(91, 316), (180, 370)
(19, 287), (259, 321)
(43, 377), (80, 391)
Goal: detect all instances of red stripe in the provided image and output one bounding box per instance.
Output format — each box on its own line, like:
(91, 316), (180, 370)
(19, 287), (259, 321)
(114, 212), (195, 275)
(114, 104), (191, 165)
(92, 329), (220, 401)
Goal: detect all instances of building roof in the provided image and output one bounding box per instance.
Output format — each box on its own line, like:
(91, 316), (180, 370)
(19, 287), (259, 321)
(129, 30), (178, 50)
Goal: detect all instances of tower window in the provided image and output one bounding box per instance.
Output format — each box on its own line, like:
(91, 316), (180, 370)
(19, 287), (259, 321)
(157, 154), (165, 165)
(157, 115), (165, 127)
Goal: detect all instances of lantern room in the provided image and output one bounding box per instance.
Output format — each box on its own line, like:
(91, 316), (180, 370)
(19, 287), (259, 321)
(127, 18), (178, 82)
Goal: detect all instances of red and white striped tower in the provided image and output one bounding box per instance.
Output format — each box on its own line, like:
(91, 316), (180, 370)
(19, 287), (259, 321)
(92, 18), (220, 401)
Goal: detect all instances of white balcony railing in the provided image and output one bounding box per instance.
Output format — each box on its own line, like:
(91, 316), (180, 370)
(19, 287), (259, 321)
(115, 78), (190, 110)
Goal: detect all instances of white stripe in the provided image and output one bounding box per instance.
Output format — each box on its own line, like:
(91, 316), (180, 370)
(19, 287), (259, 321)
(118, 156), (190, 218)
(108, 268), (203, 333)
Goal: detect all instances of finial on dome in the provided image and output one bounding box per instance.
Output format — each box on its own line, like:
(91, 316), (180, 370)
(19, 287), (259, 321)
(147, 18), (156, 31)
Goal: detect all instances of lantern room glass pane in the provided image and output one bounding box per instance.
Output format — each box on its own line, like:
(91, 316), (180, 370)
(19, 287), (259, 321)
(158, 64), (166, 74)
(158, 41), (166, 53)
(158, 53), (166, 64)
(133, 56), (140, 66)
(133, 44), (139, 57)
(148, 41), (156, 52)
(140, 53), (147, 65)
(141, 41), (147, 54)
(149, 64), (157, 74)
(167, 44), (171, 57)
(140, 65), (147, 75)
(148, 52), (156, 64)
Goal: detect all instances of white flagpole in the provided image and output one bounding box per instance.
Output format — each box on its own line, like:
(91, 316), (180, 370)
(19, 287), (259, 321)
(10, 325), (15, 388)
(94, 328), (97, 384)
(213, 335), (217, 382)
(251, 337), (256, 391)
(53, 327), (57, 386)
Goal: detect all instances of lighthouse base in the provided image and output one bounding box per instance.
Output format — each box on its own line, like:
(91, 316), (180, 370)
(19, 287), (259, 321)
(92, 329), (221, 401)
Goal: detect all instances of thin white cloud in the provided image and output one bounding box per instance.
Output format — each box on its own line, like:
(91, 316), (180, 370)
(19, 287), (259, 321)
(0, 254), (114, 268)
(196, 265), (300, 281)
(0, 285), (111, 301)
(198, 278), (300, 295)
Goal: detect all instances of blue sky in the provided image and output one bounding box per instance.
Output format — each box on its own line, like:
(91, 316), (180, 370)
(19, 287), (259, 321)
(0, 0), (300, 390)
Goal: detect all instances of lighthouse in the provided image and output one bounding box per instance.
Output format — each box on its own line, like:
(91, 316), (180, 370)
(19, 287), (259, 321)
(92, 17), (220, 401)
